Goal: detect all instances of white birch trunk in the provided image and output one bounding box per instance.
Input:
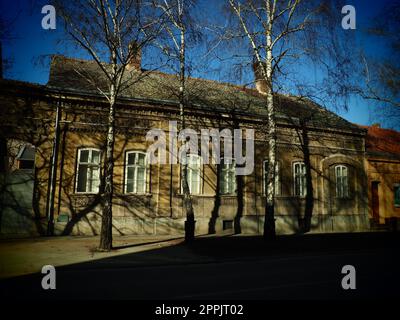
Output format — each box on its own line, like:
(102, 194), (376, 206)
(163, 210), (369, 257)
(264, 0), (276, 239)
(99, 54), (117, 251)
(177, 3), (195, 242)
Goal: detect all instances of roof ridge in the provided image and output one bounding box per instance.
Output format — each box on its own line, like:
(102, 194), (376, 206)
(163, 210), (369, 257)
(49, 55), (322, 102)
(51, 54), (258, 93)
(51, 54), (100, 65)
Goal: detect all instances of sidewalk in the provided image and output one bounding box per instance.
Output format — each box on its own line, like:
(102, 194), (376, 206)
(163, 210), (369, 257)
(1, 232), (399, 279)
(0, 235), (188, 279)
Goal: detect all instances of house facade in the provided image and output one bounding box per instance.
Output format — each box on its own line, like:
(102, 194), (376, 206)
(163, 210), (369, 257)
(0, 55), (371, 237)
(363, 125), (400, 229)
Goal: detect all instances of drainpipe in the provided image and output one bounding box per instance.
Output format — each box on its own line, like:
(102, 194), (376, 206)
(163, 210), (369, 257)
(47, 97), (62, 235)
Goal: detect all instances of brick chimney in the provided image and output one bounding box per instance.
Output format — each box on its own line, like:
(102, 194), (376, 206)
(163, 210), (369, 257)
(126, 42), (142, 71)
(252, 61), (267, 94)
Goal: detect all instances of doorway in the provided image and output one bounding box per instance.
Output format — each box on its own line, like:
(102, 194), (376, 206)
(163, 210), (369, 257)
(371, 181), (380, 222)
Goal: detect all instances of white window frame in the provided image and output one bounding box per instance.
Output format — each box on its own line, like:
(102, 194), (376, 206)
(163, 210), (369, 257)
(293, 161), (306, 197)
(263, 160), (280, 196)
(220, 157), (236, 195)
(75, 148), (101, 194)
(335, 165), (349, 198)
(124, 151), (149, 194)
(181, 154), (202, 195)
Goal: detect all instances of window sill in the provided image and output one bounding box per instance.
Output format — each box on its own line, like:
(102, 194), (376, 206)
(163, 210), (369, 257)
(261, 195), (282, 198)
(73, 192), (99, 196)
(175, 193), (238, 197)
(121, 193), (152, 197)
(266, 195), (308, 200)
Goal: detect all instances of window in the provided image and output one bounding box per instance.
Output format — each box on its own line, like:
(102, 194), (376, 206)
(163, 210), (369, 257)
(181, 154), (202, 195)
(335, 165), (349, 198)
(263, 160), (280, 196)
(223, 220), (233, 230)
(16, 145), (35, 170)
(125, 151), (148, 194)
(76, 148), (101, 193)
(293, 162), (306, 197)
(395, 184), (400, 207)
(220, 158), (236, 195)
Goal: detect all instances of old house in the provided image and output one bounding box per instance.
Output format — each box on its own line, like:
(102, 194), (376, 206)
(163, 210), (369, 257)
(363, 125), (400, 230)
(0, 53), (370, 237)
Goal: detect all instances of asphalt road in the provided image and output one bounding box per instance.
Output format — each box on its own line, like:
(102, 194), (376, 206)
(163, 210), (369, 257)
(1, 233), (399, 300)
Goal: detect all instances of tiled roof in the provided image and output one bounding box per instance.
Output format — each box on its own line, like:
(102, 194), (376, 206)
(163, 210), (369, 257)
(46, 55), (363, 132)
(362, 125), (400, 160)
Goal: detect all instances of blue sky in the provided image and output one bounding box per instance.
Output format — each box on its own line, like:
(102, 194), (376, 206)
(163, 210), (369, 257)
(1, 0), (397, 129)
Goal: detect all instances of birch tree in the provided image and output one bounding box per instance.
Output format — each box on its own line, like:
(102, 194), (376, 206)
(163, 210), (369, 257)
(228, 0), (354, 237)
(55, 0), (162, 250)
(152, 0), (200, 242)
(228, 0), (297, 238)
